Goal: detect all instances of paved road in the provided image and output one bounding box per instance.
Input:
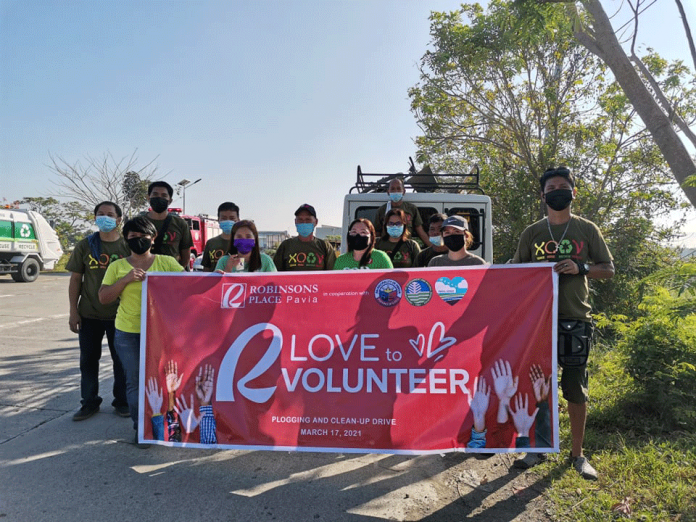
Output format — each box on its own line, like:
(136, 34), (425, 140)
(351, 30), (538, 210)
(0, 273), (546, 522)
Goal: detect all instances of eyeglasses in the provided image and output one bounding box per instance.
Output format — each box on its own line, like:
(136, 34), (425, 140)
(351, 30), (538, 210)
(387, 221), (403, 226)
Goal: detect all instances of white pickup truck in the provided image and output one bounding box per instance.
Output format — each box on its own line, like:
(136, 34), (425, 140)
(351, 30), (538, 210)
(341, 161), (493, 262)
(0, 209), (63, 282)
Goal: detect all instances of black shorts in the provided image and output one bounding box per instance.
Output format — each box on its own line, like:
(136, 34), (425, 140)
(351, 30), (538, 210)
(558, 320), (592, 404)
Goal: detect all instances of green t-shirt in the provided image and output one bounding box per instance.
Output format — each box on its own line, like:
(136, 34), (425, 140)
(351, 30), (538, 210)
(66, 235), (131, 320)
(273, 236), (337, 271)
(215, 252), (277, 272)
(147, 214), (193, 262)
(102, 255), (184, 333)
(375, 238), (421, 269)
(202, 234), (231, 271)
(428, 253), (486, 267)
(333, 250), (394, 270)
(512, 215), (613, 321)
(373, 201), (424, 237)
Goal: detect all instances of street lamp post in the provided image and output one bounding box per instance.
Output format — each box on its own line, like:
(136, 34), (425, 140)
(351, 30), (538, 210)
(177, 178), (201, 214)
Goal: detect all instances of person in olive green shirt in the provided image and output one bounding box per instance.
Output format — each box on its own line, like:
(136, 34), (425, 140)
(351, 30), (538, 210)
(512, 167), (614, 481)
(374, 208), (421, 269)
(273, 204), (336, 271)
(215, 220), (277, 273)
(99, 216), (183, 439)
(415, 213), (449, 267)
(67, 201), (131, 421)
(202, 201), (240, 271)
(146, 181), (193, 269)
(334, 218), (394, 270)
(372, 178), (431, 247)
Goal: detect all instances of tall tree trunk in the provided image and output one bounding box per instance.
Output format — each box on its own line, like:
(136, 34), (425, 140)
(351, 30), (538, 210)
(575, 0), (696, 208)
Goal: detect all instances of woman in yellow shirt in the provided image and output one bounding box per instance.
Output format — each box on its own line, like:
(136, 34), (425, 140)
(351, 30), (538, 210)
(99, 216), (182, 441)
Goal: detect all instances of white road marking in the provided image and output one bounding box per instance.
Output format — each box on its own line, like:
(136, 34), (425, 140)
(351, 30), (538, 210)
(0, 313), (68, 329)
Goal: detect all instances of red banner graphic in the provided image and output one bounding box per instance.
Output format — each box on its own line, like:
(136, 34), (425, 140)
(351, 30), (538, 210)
(140, 265), (559, 454)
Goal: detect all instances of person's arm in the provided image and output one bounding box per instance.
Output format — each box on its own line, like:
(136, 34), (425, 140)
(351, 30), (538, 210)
(510, 393), (538, 449)
(146, 377), (165, 441)
(324, 241), (337, 270)
(68, 272), (82, 333)
(201, 242), (214, 272)
(414, 225), (432, 248)
(273, 244), (285, 271)
(178, 247), (191, 270)
(98, 268), (140, 304)
(587, 261), (614, 280)
(196, 364), (217, 444)
(165, 360), (183, 442)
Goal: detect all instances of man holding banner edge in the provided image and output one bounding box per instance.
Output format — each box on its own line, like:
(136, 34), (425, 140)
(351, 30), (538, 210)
(512, 166), (614, 480)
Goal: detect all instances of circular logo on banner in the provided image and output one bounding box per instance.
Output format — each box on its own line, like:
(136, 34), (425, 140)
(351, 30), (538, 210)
(405, 278), (432, 307)
(374, 279), (402, 307)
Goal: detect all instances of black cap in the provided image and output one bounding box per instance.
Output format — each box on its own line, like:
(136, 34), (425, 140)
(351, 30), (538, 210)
(294, 204), (317, 218)
(440, 215), (469, 231)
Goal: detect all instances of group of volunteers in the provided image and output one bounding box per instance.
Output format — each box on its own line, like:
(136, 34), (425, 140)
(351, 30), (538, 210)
(67, 167), (614, 480)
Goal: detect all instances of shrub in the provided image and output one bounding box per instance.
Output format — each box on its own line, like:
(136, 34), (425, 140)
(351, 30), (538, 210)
(613, 284), (696, 431)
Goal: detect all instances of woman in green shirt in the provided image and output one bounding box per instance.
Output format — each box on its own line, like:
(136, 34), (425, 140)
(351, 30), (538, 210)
(334, 219), (393, 270)
(374, 209), (421, 268)
(215, 220), (277, 273)
(99, 216), (183, 438)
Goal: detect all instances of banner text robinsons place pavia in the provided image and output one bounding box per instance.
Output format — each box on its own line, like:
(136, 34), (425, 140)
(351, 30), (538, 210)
(141, 265), (559, 454)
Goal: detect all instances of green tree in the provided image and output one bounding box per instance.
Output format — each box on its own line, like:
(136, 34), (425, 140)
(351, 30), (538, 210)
(524, 0), (696, 208)
(20, 196), (92, 250)
(409, 1), (692, 315)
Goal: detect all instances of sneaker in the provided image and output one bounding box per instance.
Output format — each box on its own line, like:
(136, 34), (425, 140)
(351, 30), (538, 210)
(513, 452), (547, 469)
(72, 404), (99, 421)
(572, 456), (598, 481)
(132, 432), (150, 450)
(114, 404), (130, 418)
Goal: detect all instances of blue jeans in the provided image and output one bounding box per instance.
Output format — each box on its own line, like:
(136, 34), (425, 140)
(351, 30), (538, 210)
(79, 317), (128, 410)
(113, 329), (141, 429)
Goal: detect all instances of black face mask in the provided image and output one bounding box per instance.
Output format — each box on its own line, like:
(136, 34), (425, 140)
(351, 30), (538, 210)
(149, 197), (169, 213)
(544, 189), (573, 211)
(347, 234), (370, 251)
(443, 234), (466, 252)
(127, 237), (152, 255)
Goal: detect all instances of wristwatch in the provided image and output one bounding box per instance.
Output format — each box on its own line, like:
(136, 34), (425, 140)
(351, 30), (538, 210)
(575, 260), (590, 276)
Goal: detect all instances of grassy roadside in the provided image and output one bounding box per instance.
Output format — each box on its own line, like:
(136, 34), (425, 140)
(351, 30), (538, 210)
(539, 343), (696, 521)
(48, 252), (70, 273)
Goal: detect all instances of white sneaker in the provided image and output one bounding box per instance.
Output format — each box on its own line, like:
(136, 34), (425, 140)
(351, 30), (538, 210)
(572, 456), (598, 480)
(513, 452), (547, 469)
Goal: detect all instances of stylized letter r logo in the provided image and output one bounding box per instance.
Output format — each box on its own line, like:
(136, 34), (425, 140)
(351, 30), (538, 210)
(222, 283), (246, 308)
(216, 323), (283, 404)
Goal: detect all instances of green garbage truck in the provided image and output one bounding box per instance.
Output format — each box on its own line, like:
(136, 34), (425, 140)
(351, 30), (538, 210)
(0, 208), (63, 282)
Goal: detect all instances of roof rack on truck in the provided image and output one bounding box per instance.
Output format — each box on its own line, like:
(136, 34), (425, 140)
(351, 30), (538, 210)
(350, 157), (484, 195)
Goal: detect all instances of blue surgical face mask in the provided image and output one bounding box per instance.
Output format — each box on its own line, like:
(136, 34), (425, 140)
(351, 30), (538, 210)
(388, 192), (403, 203)
(95, 216), (117, 233)
(296, 223), (315, 238)
(219, 220), (235, 234)
(429, 236), (442, 247)
(387, 225), (404, 238)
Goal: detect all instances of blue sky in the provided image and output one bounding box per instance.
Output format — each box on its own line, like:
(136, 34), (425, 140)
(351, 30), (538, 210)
(1, 0), (695, 246)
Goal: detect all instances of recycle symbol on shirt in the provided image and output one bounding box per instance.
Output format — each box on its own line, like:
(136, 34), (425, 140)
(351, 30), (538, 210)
(19, 224), (31, 238)
(558, 239), (573, 255)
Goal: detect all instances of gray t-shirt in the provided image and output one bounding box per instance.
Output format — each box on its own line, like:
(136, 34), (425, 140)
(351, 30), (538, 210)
(428, 253), (486, 267)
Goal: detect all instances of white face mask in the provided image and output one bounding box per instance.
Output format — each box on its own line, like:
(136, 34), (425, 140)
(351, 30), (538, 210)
(429, 236), (442, 246)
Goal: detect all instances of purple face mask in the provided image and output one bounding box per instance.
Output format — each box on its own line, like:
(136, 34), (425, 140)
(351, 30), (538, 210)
(233, 238), (255, 254)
